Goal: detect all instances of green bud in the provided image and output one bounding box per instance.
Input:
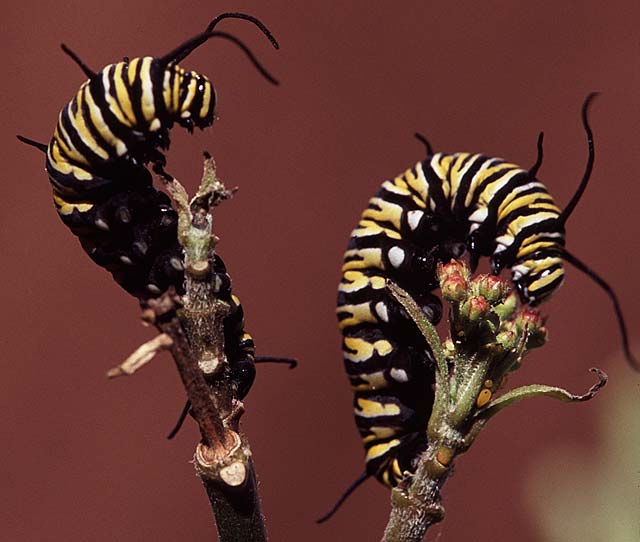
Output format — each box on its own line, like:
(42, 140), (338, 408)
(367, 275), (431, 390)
(460, 296), (490, 322)
(493, 292), (518, 321)
(437, 260), (470, 284)
(496, 329), (518, 350)
(472, 274), (509, 304)
(441, 275), (468, 302)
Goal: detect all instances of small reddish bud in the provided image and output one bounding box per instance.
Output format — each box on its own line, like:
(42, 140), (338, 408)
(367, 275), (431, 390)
(515, 308), (544, 333)
(441, 275), (468, 302)
(512, 308), (548, 349)
(472, 274), (509, 304)
(496, 329), (518, 350)
(461, 295), (490, 321)
(437, 260), (469, 284)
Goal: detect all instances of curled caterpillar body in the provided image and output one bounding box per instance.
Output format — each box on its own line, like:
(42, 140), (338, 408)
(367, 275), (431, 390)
(19, 12), (278, 298)
(337, 94), (636, 490)
(18, 13), (279, 394)
(338, 152), (562, 486)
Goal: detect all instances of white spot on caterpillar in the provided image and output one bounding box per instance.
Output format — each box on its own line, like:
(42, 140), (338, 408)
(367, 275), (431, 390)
(120, 255), (133, 265)
(407, 210), (424, 231)
(390, 368), (409, 383)
(115, 141), (128, 156)
(170, 257), (184, 271)
(95, 218), (110, 231)
(469, 207), (488, 224)
(493, 242), (508, 254)
(511, 264), (529, 279)
(495, 234), (514, 248)
(147, 284), (161, 294)
(388, 246), (405, 268)
(375, 301), (389, 322)
(181, 111), (191, 118)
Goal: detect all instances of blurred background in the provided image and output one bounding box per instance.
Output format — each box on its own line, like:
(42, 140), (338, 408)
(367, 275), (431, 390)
(2, 1), (639, 540)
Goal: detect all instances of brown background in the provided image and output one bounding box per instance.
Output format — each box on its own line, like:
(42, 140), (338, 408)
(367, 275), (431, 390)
(2, 1), (639, 541)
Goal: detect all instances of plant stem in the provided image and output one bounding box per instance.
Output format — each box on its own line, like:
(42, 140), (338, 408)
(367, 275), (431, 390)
(150, 156), (267, 541)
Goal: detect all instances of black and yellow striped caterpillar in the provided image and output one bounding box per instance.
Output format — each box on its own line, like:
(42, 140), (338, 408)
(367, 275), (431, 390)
(17, 13), (283, 402)
(322, 94), (637, 521)
(18, 12), (277, 299)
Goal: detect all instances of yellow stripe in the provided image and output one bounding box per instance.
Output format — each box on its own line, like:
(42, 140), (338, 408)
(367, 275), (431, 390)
(447, 153), (472, 199)
(140, 57), (156, 122)
(162, 71), (173, 113)
(497, 182), (546, 218)
(337, 302), (377, 330)
(382, 180), (412, 197)
(516, 256), (564, 274)
(516, 240), (557, 258)
(365, 439), (401, 460)
(103, 65), (131, 127)
(357, 398), (401, 418)
(505, 211), (559, 238)
(362, 426), (396, 444)
(200, 79), (213, 118)
(53, 193), (93, 215)
(404, 163), (430, 202)
(338, 271), (386, 293)
(391, 176), (410, 191)
(472, 167), (521, 208)
(127, 58), (138, 86)
(343, 337), (393, 362)
(351, 219), (402, 240)
(48, 140), (72, 175)
(411, 195), (427, 209)
(172, 68), (182, 112)
(462, 160), (515, 208)
(528, 267), (565, 292)
(48, 142), (93, 181)
(181, 76), (198, 113)
(498, 190), (553, 220)
(113, 62), (137, 125)
(68, 88), (109, 161)
(362, 197), (403, 229)
(430, 154), (454, 197)
(84, 85), (127, 156)
(342, 248), (383, 271)
(55, 114), (89, 166)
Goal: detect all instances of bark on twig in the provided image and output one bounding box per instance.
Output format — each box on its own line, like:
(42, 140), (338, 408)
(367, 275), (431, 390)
(118, 156), (267, 541)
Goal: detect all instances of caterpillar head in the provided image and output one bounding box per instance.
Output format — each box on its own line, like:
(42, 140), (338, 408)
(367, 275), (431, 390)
(177, 71), (216, 132)
(511, 255), (565, 307)
(159, 13), (278, 133)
